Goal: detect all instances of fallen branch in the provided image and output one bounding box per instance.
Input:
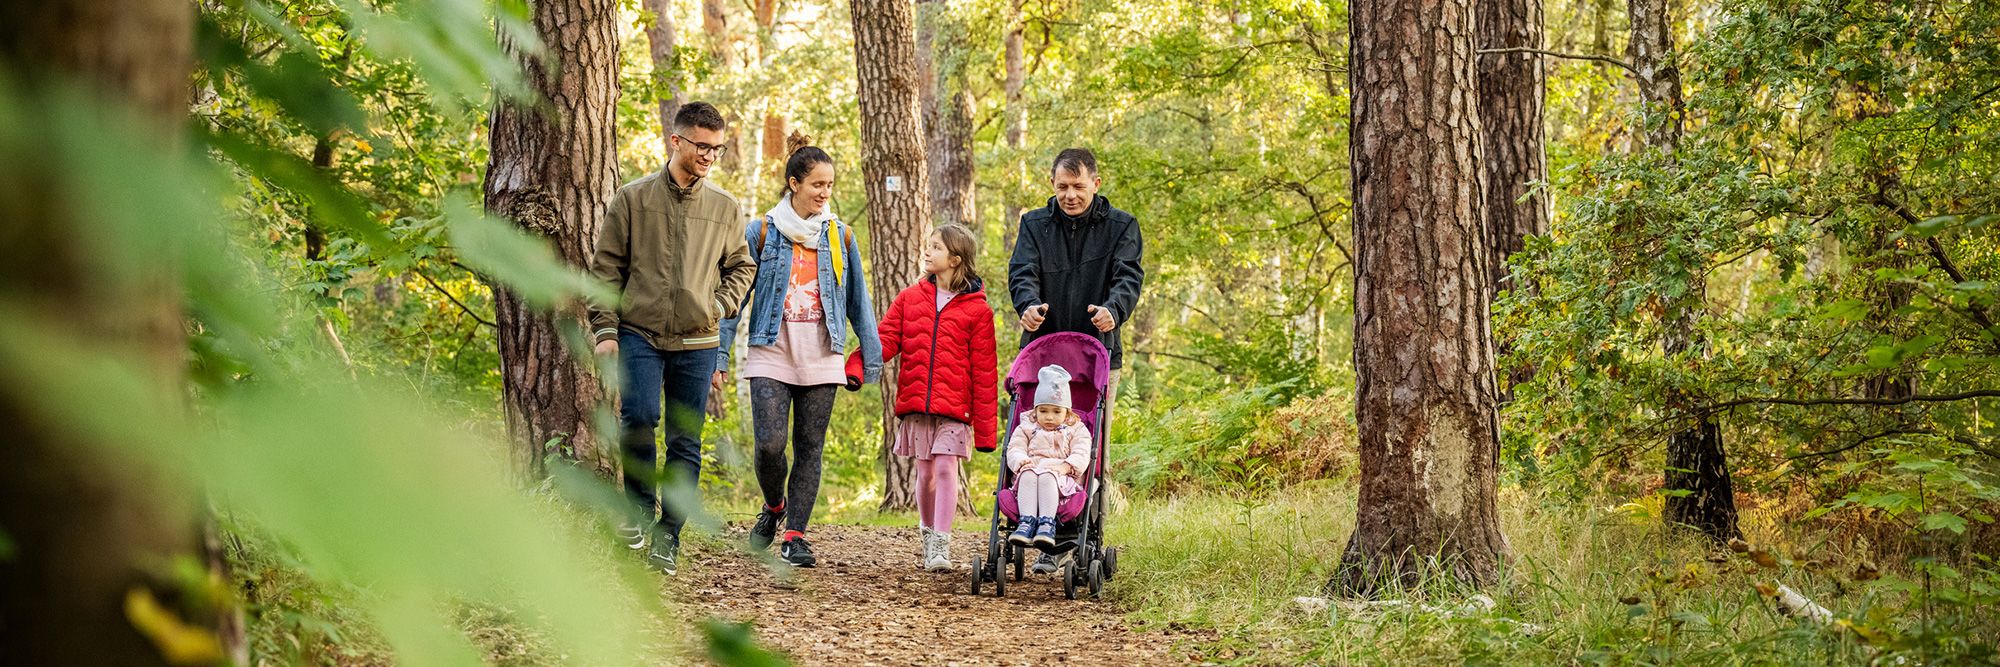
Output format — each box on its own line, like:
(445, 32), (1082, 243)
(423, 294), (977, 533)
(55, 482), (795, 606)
(1758, 583), (1834, 625)
(1292, 594), (1545, 634)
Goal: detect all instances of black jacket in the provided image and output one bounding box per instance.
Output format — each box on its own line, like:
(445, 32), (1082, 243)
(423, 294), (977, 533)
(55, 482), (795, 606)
(1008, 195), (1145, 369)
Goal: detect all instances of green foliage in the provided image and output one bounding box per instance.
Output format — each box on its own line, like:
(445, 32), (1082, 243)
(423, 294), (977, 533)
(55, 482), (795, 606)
(1503, 0), (2000, 540)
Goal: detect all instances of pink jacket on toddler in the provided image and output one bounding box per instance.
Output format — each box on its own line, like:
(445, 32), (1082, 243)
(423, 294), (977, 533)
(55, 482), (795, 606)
(1004, 416), (1092, 497)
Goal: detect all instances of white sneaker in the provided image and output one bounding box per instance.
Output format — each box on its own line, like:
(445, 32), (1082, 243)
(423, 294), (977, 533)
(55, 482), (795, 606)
(925, 532), (955, 572)
(918, 527), (936, 568)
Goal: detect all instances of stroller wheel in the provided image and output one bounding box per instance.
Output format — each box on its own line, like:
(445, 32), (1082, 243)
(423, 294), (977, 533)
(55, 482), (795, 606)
(1012, 547), (1025, 581)
(1105, 547), (1119, 580)
(1062, 560), (1078, 600)
(1088, 559), (1104, 598)
(993, 557), (1007, 597)
(968, 557), (982, 596)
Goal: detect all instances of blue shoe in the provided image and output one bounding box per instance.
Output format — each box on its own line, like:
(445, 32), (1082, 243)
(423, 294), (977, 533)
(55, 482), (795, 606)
(1007, 517), (1037, 546)
(1032, 517), (1057, 549)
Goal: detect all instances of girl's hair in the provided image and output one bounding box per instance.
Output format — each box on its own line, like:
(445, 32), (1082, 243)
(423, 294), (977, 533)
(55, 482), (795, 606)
(779, 130), (833, 200)
(932, 223), (980, 292)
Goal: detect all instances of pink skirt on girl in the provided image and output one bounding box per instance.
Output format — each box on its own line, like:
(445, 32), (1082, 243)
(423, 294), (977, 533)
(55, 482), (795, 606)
(893, 414), (971, 461)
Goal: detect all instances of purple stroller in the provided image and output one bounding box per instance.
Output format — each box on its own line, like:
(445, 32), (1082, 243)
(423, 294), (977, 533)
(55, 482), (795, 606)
(969, 332), (1120, 599)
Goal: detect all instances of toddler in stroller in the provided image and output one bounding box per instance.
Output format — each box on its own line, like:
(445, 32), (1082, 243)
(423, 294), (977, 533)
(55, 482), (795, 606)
(1006, 365), (1092, 549)
(970, 332), (1120, 599)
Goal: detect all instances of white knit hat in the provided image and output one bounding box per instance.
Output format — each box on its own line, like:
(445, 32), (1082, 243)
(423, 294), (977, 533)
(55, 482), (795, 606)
(1032, 365), (1072, 410)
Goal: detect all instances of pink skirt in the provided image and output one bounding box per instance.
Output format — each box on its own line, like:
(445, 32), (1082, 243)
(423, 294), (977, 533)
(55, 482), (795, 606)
(893, 414), (971, 461)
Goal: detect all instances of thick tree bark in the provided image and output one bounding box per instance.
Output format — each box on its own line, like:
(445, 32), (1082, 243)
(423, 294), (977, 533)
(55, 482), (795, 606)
(1628, 0), (1739, 541)
(483, 0), (620, 478)
(641, 0), (683, 148)
(1334, 0), (1509, 596)
(849, 0), (931, 512)
(0, 1), (222, 664)
(1001, 0), (1027, 252)
(917, 0), (977, 232)
(701, 0), (745, 173)
(1476, 0), (1548, 296)
(1477, 0), (1548, 399)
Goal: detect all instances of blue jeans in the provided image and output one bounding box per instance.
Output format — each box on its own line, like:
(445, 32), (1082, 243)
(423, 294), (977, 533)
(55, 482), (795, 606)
(618, 331), (715, 540)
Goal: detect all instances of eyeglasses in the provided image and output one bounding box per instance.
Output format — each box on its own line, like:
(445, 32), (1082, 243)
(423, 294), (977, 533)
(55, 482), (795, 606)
(673, 135), (729, 158)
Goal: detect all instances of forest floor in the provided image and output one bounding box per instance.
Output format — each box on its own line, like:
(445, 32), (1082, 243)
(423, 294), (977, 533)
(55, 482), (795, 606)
(671, 523), (1207, 666)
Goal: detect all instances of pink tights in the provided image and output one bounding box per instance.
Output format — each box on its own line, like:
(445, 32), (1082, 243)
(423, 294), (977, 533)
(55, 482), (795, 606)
(914, 455), (963, 533)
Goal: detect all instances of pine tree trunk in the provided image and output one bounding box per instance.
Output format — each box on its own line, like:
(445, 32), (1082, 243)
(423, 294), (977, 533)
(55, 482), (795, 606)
(1334, 0), (1510, 596)
(0, 1), (224, 663)
(1001, 0), (1027, 253)
(1629, 0), (1739, 541)
(641, 0), (683, 148)
(701, 0), (744, 173)
(1476, 0), (1548, 296)
(1477, 0), (1548, 400)
(917, 0), (977, 232)
(849, 0), (931, 512)
(483, 0), (620, 479)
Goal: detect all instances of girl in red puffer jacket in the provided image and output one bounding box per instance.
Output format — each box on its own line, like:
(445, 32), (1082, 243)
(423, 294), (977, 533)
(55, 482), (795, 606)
(848, 223), (998, 571)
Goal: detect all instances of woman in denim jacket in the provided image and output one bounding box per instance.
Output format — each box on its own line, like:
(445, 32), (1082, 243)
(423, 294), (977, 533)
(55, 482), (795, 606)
(717, 134), (883, 567)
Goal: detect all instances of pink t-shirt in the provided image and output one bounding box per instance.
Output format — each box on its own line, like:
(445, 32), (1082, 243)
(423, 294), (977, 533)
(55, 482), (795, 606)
(742, 243), (846, 386)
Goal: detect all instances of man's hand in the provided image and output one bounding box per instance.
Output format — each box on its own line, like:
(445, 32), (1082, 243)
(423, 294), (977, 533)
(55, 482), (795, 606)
(1087, 304), (1116, 333)
(594, 339), (618, 357)
(1021, 303), (1050, 332)
(711, 369), (727, 393)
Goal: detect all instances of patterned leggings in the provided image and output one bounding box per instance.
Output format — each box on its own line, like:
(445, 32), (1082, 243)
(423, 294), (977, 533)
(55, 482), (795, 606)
(750, 378), (836, 534)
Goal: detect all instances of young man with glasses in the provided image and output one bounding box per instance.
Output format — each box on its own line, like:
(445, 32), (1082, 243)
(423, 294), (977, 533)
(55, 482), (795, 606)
(588, 101), (757, 575)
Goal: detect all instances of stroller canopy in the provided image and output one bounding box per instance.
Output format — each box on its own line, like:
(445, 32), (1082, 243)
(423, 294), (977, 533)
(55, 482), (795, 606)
(1007, 332), (1113, 432)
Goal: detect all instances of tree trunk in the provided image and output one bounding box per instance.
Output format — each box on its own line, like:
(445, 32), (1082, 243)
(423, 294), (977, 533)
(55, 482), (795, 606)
(1001, 0), (1027, 252)
(483, 0), (620, 478)
(1333, 0), (1509, 596)
(0, 1), (222, 663)
(1629, 0), (1739, 541)
(641, 0), (683, 148)
(1476, 0), (1547, 297)
(701, 0), (744, 173)
(917, 0), (977, 232)
(1477, 0), (1548, 400)
(849, 0), (931, 512)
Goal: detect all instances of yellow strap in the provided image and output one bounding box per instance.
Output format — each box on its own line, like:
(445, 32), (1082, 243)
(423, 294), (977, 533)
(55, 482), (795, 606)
(827, 224), (844, 286)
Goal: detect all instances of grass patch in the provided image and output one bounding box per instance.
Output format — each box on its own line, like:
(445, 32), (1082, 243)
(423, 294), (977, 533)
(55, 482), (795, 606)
(1105, 482), (1999, 665)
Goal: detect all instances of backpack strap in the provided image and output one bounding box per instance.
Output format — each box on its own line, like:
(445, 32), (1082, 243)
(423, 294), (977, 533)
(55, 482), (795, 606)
(827, 223), (845, 287)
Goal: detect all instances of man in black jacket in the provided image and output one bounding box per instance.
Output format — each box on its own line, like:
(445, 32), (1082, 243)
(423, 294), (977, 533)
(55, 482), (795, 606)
(1008, 147), (1143, 575)
(1008, 147), (1144, 417)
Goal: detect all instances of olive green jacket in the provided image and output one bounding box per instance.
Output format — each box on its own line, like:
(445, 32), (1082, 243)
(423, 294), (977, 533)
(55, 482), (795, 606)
(587, 169), (757, 351)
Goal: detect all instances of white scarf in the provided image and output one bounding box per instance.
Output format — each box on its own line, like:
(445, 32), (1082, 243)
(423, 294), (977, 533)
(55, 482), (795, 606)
(766, 195), (837, 250)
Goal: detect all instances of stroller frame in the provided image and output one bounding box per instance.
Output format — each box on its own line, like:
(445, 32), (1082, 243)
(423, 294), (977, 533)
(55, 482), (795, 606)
(968, 332), (1120, 599)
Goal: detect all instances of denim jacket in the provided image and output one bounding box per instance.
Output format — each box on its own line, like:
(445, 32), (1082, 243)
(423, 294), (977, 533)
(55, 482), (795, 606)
(717, 215), (884, 384)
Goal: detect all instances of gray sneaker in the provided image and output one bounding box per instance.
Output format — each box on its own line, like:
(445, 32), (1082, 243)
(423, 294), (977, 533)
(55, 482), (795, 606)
(1031, 551), (1060, 575)
(647, 534), (680, 575)
(780, 535), (817, 568)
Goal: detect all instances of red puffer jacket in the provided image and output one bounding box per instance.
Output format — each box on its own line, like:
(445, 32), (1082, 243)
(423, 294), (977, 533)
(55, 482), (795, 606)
(847, 275), (999, 451)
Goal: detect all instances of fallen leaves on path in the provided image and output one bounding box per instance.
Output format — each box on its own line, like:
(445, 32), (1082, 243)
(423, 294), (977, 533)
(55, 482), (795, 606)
(672, 524), (1200, 666)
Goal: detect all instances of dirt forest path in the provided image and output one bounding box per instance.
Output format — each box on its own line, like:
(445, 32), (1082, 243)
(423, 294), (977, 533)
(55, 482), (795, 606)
(673, 523), (1203, 666)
